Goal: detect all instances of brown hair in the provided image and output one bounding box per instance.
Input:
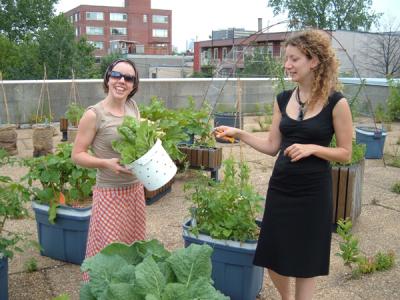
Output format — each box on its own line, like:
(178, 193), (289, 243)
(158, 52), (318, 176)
(103, 58), (139, 99)
(284, 30), (340, 107)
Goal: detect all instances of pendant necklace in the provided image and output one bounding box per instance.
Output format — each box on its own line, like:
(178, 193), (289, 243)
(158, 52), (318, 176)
(296, 87), (308, 121)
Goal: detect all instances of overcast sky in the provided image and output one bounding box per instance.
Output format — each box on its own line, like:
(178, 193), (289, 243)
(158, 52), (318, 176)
(55, 0), (400, 52)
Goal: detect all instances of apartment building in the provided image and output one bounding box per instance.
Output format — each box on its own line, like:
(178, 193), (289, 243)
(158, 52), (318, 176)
(64, 0), (172, 58)
(194, 29), (384, 78)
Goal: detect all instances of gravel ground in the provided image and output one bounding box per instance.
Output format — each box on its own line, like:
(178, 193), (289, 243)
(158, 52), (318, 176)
(2, 117), (400, 300)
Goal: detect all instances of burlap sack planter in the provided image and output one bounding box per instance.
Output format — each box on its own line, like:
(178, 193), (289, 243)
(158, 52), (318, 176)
(67, 127), (78, 143)
(32, 124), (53, 157)
(0, 124), (18, 155)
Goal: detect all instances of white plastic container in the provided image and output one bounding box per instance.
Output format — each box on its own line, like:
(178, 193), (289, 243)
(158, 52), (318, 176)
(126, 139), (177, 191)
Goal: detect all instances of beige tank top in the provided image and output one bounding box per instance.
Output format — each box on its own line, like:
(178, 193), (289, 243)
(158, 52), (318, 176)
(88, 99), (140, 188)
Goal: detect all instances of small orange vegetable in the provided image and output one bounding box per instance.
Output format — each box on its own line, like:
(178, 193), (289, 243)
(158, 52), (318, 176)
(59, 192), (66, 205)
(214, 129), (235, 143)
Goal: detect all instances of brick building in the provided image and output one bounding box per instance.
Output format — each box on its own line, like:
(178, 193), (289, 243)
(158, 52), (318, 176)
(64, 0), (172, 58)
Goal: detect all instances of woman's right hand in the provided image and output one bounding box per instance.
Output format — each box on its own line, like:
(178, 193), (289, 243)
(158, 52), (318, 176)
(213, 126), (239, 143)
(105, 158), (132, 175)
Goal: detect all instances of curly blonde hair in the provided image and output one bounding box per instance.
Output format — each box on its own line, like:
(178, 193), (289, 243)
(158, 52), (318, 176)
(284, 30), (340, 108)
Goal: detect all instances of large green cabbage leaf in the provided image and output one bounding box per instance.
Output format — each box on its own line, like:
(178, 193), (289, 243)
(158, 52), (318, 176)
(80, 239), (229, 300)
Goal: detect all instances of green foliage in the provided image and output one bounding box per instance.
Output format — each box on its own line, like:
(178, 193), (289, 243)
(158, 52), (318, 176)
(336, 218), (396, 278)
(23, 257), (38, 273)
(239, 47), (285, 78)
(255, 103), (273, 131)
(330, 136), (366, 166)
(80, 239), (228, 300)
(98, 53), (123, 78)
(184, 156), (263, 242)
(374, 103), (392, 124)
(387, 79), (400, 121)
(268, 0), (381, 31)
(65, 102), (85, 127)
(112, 117), (166, 164)
(336, 219), (361, 267)
(0, 175), (31, 258)
(0, 0), (57, 42)
(176, 97), (215, 147)
(52, 294), (70, 300)
(374, 251), (396, 271)
(391, 182), (400, 194)
(22, 143), (96, 223)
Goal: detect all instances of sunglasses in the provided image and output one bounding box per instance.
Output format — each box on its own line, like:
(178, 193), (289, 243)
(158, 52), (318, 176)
(110, 71), (136, 83)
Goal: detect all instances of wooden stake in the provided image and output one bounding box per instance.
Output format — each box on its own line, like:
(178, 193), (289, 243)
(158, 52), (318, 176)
(0, 72), (10, 124)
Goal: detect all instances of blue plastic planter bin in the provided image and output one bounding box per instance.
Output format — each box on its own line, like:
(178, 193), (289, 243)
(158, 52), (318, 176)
(355, 126), (387, 159)
(0, 256), (8, 300)
(183, 219), (264, 300)
(32, 202), (91, 265)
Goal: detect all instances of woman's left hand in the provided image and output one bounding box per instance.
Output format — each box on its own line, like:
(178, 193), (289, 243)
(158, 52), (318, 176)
(284, 144), (316, 162)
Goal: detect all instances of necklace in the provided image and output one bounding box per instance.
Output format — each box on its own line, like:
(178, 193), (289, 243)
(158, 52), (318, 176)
(295, 87), (308, 121)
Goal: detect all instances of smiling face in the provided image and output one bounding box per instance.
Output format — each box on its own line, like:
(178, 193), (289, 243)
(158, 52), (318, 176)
(284, 44), (318, 84)
(107, 62), (136, 101)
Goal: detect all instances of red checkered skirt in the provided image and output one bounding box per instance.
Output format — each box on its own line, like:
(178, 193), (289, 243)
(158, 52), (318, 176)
(83, 183), (145, 280)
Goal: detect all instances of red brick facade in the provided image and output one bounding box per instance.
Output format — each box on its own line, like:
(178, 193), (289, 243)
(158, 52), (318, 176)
(65, 0), (172, 57)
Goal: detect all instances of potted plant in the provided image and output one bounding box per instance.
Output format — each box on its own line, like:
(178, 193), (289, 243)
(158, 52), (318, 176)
(112, 116), (178, 192)
(22, 143), (96, 264)
(65, 102), (85, 143)
(0, 153), (31, 300)
(183, 156), (264, 300)
(80, 239), (229, 299)
(331, 137), (366, 230)
(176, 97), (223, 176)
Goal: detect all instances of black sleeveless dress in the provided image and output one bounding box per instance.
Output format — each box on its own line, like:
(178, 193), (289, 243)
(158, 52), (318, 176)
(253, 89), (344, 278)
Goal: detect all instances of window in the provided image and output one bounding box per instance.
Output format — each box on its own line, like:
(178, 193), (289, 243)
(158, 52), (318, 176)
(152, 29), (168, 38)
(222, 48), (228, 59)
(111, 27), (127, 35)
(213, 48), (218, 59)
(75, 27), (79, 37)
(86, 12), (104, 21)
(88, 41), (104, 50)
(152, 15), (168, 24)
(143, 14), (147, 23)
(86, 26), (104, 35)
(74, 13), (79, 22)
(69, 15), (74, 23)
(110, 13), (127, 21)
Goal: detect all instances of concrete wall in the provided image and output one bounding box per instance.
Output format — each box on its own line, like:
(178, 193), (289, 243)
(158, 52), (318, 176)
(0, 78), (392, 125)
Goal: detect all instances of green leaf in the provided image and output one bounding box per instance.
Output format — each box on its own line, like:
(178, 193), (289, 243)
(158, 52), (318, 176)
(166, 244), (212, 285)
(81, 254), (128, 299)
(134, 256), (166, 297)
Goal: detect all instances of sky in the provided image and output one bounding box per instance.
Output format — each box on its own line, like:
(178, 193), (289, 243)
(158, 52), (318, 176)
(55, 0), (400, 52)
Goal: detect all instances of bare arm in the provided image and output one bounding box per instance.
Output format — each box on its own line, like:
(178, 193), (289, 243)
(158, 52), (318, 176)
(284, 98), (353, 163)
(215, 100), (282, 156)
(71, 109), (131, 174)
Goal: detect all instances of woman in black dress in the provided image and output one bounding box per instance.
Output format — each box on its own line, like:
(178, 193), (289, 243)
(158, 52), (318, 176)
(215, 30), (353, 300)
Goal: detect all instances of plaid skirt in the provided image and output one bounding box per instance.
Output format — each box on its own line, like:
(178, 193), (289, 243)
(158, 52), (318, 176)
(83, 183), (146, 280)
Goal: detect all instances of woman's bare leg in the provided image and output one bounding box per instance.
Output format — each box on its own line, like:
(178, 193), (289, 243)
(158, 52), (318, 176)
(268, 269), (293, 300)
(295, 277), (315, 300)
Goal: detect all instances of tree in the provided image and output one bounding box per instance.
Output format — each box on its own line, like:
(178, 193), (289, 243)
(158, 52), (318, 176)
(361, 21), (400, 78)
(267, 0), (382, 31)
(239, 46), (284, 78)
(0, 0), (58, 42)
(37, 15), (96, 79)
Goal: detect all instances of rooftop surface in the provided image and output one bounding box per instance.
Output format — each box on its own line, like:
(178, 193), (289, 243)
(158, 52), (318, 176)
(2, 116), (400, 300)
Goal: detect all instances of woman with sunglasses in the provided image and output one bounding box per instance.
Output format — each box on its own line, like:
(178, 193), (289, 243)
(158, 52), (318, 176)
(72, 59), (145, 278)
(215, 30), (353, 299)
